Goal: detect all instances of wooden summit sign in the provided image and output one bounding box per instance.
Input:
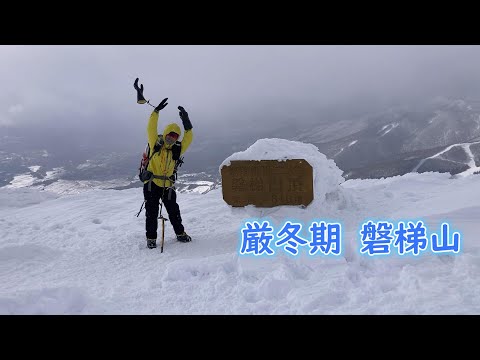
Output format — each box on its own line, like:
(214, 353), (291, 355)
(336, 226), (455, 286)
(221, 159), (314, 207)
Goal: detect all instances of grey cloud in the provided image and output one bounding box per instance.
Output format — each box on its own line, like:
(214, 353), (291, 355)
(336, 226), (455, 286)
(2, 45), (480, 139)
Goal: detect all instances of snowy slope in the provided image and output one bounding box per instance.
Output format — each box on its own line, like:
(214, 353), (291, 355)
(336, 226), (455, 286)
(0, 139), (479, 314)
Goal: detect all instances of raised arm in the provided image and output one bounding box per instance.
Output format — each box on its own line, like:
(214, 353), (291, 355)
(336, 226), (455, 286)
(178, 106), (193, 155)
(146, 98), (169, 151)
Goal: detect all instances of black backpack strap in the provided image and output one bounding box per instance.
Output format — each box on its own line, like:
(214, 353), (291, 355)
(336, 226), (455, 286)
(171, 141), (181, 160)
(148, 147), (160, 161)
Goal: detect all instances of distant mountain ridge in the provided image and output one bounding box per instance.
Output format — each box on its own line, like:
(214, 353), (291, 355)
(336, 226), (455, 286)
(293, 97), (480, 179)
(2, 97), (480, 191)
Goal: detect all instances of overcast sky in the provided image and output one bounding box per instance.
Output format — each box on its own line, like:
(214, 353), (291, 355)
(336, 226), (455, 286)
(2, 45), (480, 141)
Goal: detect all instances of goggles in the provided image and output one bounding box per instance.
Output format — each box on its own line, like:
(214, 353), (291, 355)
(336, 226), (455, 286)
(165, 132), (179, 145)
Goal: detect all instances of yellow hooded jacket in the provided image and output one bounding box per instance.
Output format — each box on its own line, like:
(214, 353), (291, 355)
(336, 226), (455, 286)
(145, 110), (193, 188)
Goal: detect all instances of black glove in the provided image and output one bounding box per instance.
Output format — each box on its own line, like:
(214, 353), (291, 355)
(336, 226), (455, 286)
(178, 106), (193, 130)
(133, 78), (147, 104)
(154, 98), (169, 113)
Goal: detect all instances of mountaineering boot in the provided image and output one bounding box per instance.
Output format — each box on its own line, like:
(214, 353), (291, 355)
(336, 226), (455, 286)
(147, 238), (157, 249)
(176, 232), (192, 243)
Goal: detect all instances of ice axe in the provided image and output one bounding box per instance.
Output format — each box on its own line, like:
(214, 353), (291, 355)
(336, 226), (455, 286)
(158, 213), (168, 253)
(158, 201), (169, 253)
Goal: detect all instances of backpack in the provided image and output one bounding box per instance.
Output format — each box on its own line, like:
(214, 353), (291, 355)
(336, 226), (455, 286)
(138, 135), (184, 184)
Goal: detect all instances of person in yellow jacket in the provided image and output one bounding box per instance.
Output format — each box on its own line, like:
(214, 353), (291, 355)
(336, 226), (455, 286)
(142, 97), (193, 249)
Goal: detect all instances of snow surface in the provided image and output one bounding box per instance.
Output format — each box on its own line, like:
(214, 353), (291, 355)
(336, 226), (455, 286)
(1, 138), (479, 314)
(413, 140), (480, 175)
(28, 166), (41, 173)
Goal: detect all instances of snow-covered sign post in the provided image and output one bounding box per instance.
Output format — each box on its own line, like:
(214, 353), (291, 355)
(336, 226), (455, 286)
(221, 159), (314, 207)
